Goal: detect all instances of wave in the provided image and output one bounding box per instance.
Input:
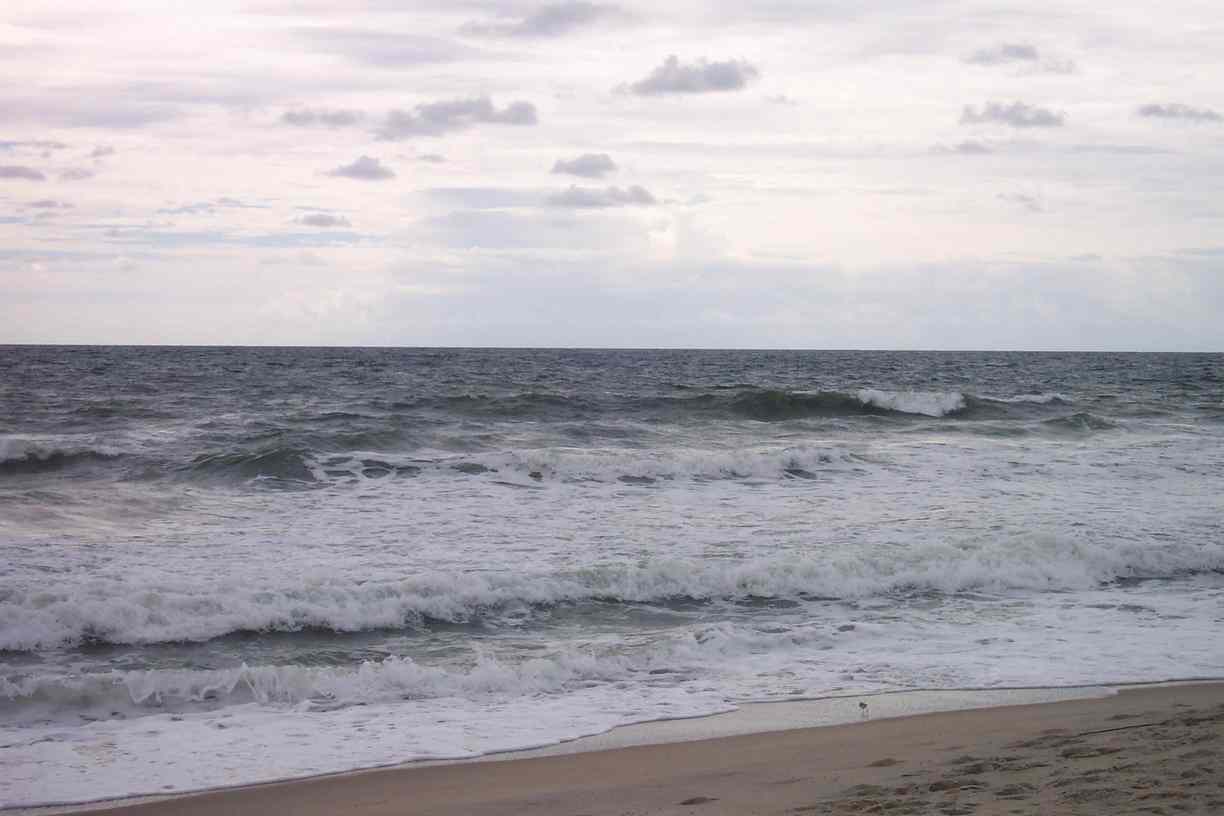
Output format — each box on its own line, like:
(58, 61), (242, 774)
(0, 621), (820, 723)
(5, 538), (1221, 651)
(390, 387), (1019, 423)
(988, 392), (1072, 405)
(185, 446), (321, 485)
(0, 437), (122, 476)
(1041, 412), (1117, 433)
(318, 445), (862, 485)
(0, 652), (632, 720)
(728, 388), (968, 420)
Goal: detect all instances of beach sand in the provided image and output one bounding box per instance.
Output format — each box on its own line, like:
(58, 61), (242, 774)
(42, 683), (1224, 816)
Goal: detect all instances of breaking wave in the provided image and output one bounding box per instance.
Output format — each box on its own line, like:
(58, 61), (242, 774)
(0, 437), (122, 476)
(4, 538), (1221, 651)
(0, 621), (822, 723)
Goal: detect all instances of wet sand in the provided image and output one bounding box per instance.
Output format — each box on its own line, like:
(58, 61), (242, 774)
(29, 682), (1224, 815)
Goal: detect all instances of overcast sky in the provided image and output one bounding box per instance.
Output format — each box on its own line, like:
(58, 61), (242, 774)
(2, 0), (1222, 349)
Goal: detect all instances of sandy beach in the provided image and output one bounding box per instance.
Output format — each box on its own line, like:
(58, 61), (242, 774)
(37, 682), (1221, 816)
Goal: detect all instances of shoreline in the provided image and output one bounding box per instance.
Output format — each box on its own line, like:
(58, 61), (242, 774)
(10, 679), (1222, 815)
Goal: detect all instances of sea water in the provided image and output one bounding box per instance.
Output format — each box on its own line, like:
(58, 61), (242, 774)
(1, 347), (1221, 806)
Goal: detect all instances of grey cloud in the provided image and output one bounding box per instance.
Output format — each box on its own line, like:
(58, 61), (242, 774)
(961, 101), (1064, 128)
(461, 2), (623, 37)
(552, 153), (617, 178)
(28, 199), (72, 209)
(998, 193), (1044, 212)
(1136, 103), (1221, 123)
(296, 28), (483, 67)
(962, 43), (1075, 74)
(282, 108), (364, 128)
(89, 145), (115, 159)
(327, 155), (396, 180)
(375, 97), (537, 140)
(298, 213), (352, 228)
(627, 55), (760, 95)
(60, 168), (95, 181)
(965, 43), (1038, 65)
(547, 184), (656, 208)
(0, 165), (46, 180)
(418, 153), (446, 163)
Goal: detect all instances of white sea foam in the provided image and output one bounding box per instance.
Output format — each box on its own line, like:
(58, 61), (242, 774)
(4, 537), (1222, 650)
(0, 651), (638, 718)
(854, 389), (966, 417)
(5, 585), (1224, 807)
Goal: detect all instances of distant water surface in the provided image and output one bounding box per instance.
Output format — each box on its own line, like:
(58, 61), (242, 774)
(2, 347), (1222, 805)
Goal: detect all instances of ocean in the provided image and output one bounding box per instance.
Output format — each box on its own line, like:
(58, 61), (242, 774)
(2, 346), (1222, 807)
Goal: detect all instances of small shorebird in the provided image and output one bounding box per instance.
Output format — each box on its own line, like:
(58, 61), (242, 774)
(859, 701), (869, 720)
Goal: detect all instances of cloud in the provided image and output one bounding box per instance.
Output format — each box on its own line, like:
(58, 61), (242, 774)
(965, 44), (1075, 75)
(27, 199), (72, 209)
(428, 188), (543, 209)
(375, 97), (537, 140)
(552, 153), (617, 178)
(418, 153), (446, 163)
(965, 43), (1038, 65)
(157, 198), (267, 216)
(59, 168), (95, 181)
(281, 108), (364, 128)
(327, 155), (396, 180)
(297, 213), (352, 228)
(461, 2), (624, 37)
(546, 184), (656, 208)
(0, 94), (181, 128)
(89, 145), (115, 159)
(998, 193), (1045, 212)
(0, 165), (46, 180)
(0, 140), (69, 152)
(1136, 103), (1222, 123)
(296, 28), (483, 67)
(961, 101), (1064, 128)
(423, 209), (649, 251)
(627, 55), (760, 95)
(953, 140), (992, 154)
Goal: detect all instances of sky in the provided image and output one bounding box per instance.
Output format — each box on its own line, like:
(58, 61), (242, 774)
(2, 0), (1222, 350)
